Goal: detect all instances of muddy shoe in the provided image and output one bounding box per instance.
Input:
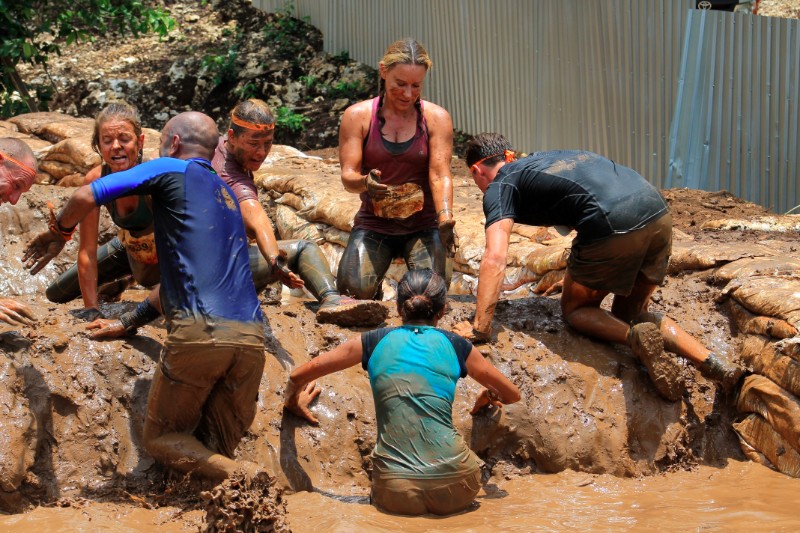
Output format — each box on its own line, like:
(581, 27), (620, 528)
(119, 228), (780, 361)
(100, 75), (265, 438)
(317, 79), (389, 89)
(629, 322), (685, 402)
(699, 353), (745, 392)
(315, 297), (388, 327)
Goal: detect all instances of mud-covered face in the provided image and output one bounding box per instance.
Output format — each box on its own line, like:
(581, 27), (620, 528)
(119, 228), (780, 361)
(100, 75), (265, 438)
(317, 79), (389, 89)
(380, 63), (427, 109)
(0, 153), (35, 205)
(97, 119), (143, 173)
(227, 128), (274, 172)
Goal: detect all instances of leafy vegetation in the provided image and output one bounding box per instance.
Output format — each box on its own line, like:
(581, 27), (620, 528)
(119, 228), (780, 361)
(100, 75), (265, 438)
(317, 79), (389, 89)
(1, 0), (174, 116)
(274, 105), (310, 133)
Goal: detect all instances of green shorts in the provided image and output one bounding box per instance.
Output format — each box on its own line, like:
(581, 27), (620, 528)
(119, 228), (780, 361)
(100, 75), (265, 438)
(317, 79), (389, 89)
(567, 212), (672, 296)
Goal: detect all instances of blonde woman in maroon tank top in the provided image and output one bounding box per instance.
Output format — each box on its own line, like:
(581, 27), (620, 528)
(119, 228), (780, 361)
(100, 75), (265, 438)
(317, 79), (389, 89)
(337, 38), (457, 300)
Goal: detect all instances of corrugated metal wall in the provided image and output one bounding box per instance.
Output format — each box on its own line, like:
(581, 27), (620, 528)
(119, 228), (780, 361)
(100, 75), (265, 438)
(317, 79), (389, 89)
(253, 0), (799, 211)
(667, 9), (800, 214)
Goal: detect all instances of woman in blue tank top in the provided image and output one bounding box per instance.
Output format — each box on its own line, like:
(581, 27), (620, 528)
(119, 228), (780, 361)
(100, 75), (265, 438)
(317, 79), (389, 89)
(284, 268), (520, 516)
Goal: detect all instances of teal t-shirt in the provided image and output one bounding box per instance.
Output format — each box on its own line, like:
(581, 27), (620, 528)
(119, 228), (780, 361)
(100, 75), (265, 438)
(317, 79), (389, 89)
(361, 325), (482, 480)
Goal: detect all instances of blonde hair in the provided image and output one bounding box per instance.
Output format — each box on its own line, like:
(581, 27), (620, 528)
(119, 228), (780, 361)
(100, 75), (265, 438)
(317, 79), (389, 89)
(378, 38), (432, 98)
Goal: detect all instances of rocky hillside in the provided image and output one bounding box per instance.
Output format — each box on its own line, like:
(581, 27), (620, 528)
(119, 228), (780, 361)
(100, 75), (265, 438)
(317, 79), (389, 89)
(16, 0), (377, 150)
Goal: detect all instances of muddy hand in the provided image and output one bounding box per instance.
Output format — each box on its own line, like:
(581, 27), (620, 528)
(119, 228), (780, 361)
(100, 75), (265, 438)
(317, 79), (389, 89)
(86, 318), (128, 339)
(365, 169), (389, 200)
(23, 229), (66, 275)
(453, 320), (490, 344)
(438, 219), (459, 258)
(285, 381), (322, 425)
(272, 250), (304, 289)
(0, 298), (36, 326)
(470, 389), (503, 415)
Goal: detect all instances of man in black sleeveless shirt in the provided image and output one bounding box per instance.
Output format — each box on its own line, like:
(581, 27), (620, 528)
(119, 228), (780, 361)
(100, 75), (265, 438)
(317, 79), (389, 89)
(453, 133), (743, 400)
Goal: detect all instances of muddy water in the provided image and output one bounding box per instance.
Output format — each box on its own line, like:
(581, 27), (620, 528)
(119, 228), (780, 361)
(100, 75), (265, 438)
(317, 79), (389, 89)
(284, 461), (800, 532)
(1, 460), (795, 531)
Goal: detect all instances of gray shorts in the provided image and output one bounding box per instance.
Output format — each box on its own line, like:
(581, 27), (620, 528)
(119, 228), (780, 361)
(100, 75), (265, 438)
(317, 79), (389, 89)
(567, 212), (672, 295)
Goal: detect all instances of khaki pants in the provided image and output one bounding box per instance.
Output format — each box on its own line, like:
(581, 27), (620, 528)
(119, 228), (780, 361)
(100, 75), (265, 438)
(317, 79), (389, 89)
(371, 467), (482, 516)
(144, 323), (265, 459)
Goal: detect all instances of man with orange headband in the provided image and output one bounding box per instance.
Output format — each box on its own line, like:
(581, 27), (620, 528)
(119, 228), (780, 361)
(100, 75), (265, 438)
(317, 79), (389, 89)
(453, 133), (743, 401)
(0, 138), (38, 326)
(213, 99), (386, 327)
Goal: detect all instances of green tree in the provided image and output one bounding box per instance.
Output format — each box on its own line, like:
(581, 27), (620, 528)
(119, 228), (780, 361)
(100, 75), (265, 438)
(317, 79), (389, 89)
(0, 0), (174, 116)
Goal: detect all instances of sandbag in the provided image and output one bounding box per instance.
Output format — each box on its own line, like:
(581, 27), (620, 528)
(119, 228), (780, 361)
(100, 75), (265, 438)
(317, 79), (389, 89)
(713, 256), (800, 284)
(702, 215), (800, 233)
(668, 242), (777, 274)
(722, 275), (800, 329)
(733, 414), (800, 478)
(726, 299), (798, 339)
(274, 204), (324, 243)
(740, 336), (800, 397)
(737, 374), (800, 454)
(41, 136), (101, 179)
(9, 112), (94, 143)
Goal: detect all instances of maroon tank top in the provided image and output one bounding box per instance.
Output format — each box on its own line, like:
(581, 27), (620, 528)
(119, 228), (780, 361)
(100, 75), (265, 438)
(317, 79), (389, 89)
(354, 97), (436, 235)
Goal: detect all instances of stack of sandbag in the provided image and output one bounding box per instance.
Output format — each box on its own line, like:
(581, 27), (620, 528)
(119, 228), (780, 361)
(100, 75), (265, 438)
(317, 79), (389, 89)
(255, 153), (572, 297)
(708, 251), (800, 477)
(9, 112), (98, 185)
(734, 373), (800, 477)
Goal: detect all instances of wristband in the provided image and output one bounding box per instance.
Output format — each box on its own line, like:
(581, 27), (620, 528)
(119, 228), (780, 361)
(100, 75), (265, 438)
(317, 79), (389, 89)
(119, 299), (160, 333)
(437, 208), (453, 218)
(48, 217), (77, 241)
(487, 389), (500, 402)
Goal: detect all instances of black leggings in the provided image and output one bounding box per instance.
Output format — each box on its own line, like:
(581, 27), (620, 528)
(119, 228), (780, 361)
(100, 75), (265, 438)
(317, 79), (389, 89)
(336, 228), (447, 300)
(46, 238), (338, 304)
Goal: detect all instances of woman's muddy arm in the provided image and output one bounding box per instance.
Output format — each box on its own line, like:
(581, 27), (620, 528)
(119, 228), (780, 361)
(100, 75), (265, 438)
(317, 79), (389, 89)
(338, 102), (372, 194)
(284, 335), (364, 424)
(465, 346), (520, 414)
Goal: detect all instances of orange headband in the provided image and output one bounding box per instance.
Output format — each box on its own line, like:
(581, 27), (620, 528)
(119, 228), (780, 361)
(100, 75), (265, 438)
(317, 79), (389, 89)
(0, 151), (36, 181)
(470, 149), (515, 173)
(231, 115), (275, 132)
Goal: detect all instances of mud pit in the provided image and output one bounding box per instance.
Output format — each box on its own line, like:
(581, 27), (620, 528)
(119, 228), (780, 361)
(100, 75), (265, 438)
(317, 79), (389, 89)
(2, 137), (800, 528)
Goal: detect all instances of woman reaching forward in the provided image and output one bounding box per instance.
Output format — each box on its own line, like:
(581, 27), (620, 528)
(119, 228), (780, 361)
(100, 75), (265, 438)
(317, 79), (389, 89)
(285, 268), (520, 516)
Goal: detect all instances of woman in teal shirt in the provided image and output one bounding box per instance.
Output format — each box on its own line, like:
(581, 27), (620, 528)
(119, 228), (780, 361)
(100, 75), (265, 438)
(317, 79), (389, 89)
(285, 268), (520, 516)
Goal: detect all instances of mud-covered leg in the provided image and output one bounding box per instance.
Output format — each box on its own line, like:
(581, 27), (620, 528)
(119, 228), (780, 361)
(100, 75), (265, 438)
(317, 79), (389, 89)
(46, 237), (131, 303)
(142, 345), (244, 482)
(336, 229), (394, 300)
(404, 229), (449, 285)
(278, 239), (337, 303)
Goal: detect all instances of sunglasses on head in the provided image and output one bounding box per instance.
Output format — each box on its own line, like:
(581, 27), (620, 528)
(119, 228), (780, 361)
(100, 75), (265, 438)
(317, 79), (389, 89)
(470, 149), (515, 173)
(0, 151), (37, 181)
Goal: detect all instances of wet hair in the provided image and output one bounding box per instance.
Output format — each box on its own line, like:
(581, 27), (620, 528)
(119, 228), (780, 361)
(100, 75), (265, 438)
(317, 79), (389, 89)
(396, 268), (447, 322)
(229, 98), (274, 136)
(0, 137), (37, 171)
(91, 101), (143, 155)
(465, 133), (514, 168)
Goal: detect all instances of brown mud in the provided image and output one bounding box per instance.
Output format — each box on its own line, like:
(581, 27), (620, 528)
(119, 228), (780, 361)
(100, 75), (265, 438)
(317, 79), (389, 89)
(1, 155), (800, 528)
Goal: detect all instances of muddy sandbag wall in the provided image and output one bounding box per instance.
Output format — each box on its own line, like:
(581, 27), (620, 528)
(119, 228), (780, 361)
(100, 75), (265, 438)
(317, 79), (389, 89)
(670, 216), (800, 478)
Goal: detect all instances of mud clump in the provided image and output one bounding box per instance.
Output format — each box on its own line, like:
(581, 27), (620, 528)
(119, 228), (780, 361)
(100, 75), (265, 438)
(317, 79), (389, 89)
(201, 472), (288, 533)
